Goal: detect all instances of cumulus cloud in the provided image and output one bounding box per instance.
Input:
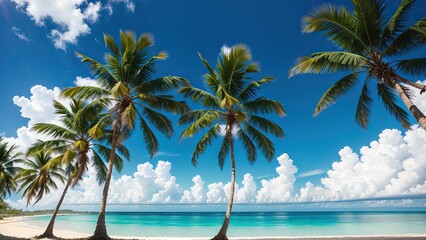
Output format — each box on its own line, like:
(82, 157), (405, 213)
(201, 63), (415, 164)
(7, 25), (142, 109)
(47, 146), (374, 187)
(12, 26), (30, 41)
(181, 175), (206, 203)
(256, 154), (297, 203)
(297, 126), (426, 202)
(11, 0), (101, 50)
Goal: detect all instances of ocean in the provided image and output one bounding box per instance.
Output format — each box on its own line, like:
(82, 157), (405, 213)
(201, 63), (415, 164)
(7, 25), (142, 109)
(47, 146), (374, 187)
(26, 211), (426, 237)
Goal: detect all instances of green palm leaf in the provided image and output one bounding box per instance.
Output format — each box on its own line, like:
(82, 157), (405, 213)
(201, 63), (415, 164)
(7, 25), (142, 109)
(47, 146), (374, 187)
(355, 80), (373, 128)
(377, 83), (411, 129)
(314, 72), (359, 116)
(395, 58), (426, 76)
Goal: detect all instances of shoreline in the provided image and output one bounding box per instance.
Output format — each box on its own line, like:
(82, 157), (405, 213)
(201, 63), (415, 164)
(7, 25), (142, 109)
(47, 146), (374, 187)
(1, 216), (426, 240)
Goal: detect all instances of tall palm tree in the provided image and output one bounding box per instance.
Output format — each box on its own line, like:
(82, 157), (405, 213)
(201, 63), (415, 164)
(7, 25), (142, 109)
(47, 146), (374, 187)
(27, 98), (129, 239)
(16, 150), (66, 206)
(290, 0), (426, 130)
(179, 45), (285, 240)
(61, 31), (189, 239)
(0, 137), (23, 199)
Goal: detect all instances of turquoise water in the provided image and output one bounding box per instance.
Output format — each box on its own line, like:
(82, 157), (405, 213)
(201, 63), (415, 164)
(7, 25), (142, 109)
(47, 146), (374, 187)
(27, 211), (426, 237)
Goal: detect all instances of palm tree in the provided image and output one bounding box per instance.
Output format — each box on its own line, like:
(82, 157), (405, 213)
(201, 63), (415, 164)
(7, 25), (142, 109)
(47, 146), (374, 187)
(290, 0), (426, 130)
(61, 31), (189, 239)
(27, 98), (129, 239)
(16, 150), (66, 206)
(179, 45), (285, 240)
(0, 137), (23, 199)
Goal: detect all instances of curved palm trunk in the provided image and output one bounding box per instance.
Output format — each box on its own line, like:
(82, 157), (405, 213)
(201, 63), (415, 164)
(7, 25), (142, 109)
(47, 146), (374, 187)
(393, 80), (426, 131)
(37, 175), (72, 238)
(212, 130), (236, 240)
(91, 131), (118, 240)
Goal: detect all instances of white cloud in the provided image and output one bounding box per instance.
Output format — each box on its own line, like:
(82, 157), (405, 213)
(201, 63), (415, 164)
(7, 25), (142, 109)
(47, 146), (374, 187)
(11, 0), (102, 50)
(181, 175), (206, 203)
(11, 26), (30, 41)
(221, 45), (231, 56)
(255, 154), (298, 203)
(105, 0), (135, 15)
(298, 169), (326, 178)
(218, 124), (239, 138)
(83, 2), (101, 23)
(297, 126), (426, 202)
(74, 76), (99, 87)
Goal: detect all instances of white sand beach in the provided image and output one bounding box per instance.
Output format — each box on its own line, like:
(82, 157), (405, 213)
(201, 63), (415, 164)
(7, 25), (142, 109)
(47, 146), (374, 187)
(1, 216), (426, 240)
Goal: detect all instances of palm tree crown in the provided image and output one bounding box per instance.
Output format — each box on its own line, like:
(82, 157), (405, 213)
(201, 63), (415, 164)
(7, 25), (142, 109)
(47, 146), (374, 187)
(16, 150), (65, 206)
(180, 45), (285, 165)
(290, 0), (426, 130)
(28, 98), (129, 186)
(62, 31), (189, 156)
(179, 45), (285, 239)
(0, 137), (23, 199)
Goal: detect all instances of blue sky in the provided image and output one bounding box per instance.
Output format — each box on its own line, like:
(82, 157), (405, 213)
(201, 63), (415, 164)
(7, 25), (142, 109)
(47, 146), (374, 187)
(1, 0), (426, 209)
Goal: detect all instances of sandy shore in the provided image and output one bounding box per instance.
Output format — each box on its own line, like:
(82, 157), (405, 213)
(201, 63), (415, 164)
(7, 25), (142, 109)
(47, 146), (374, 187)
(1, 216), (426, 240)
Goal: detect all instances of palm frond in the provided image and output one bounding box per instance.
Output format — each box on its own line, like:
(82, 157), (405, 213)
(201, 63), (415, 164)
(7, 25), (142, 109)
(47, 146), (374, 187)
(377, 83), (411, 129)
(248, 115), (285, 138)
(238, 77), (274, 102)
(384, 17), (426, 57)
(61, 86), (111, 100)
(290, 52), (367, 77)
(75, 52), (117, 88)
(244, 123), (274, 161)
(191, 124), (220, 166)
(139, 115), (159, 158)
(352, 0), (385, 49)
(380, 0), (415, 47)
(137, 76), (188, 94)
(91, 150), (108, 184)
(314, 72), (359, 116)
(302, 3), (367, 52)
(31, 123), (77, 140)
(355, 79), (373, 128)
(395, 58), (426, 76)
(237, 128), (256, 164)
(217, 130), (231, 169)
(179, 110), (224, 139)
(179, 82), (219, 108)
(139, 94), (189, 114)
(241, 97), (286, 116)
(142, 107), (173, 138)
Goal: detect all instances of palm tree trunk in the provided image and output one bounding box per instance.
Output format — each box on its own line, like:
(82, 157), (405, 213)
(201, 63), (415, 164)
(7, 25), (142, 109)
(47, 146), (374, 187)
(393, 80), (426, 131)
(37, 175), (72, 239)
(395, 75), (426, 93)
(212, 130), (236, 240)
(91, 130), (118, 240)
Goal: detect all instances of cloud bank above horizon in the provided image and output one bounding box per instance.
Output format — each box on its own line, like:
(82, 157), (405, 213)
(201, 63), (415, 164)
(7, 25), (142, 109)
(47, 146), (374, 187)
(4, 79), (426, 210)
